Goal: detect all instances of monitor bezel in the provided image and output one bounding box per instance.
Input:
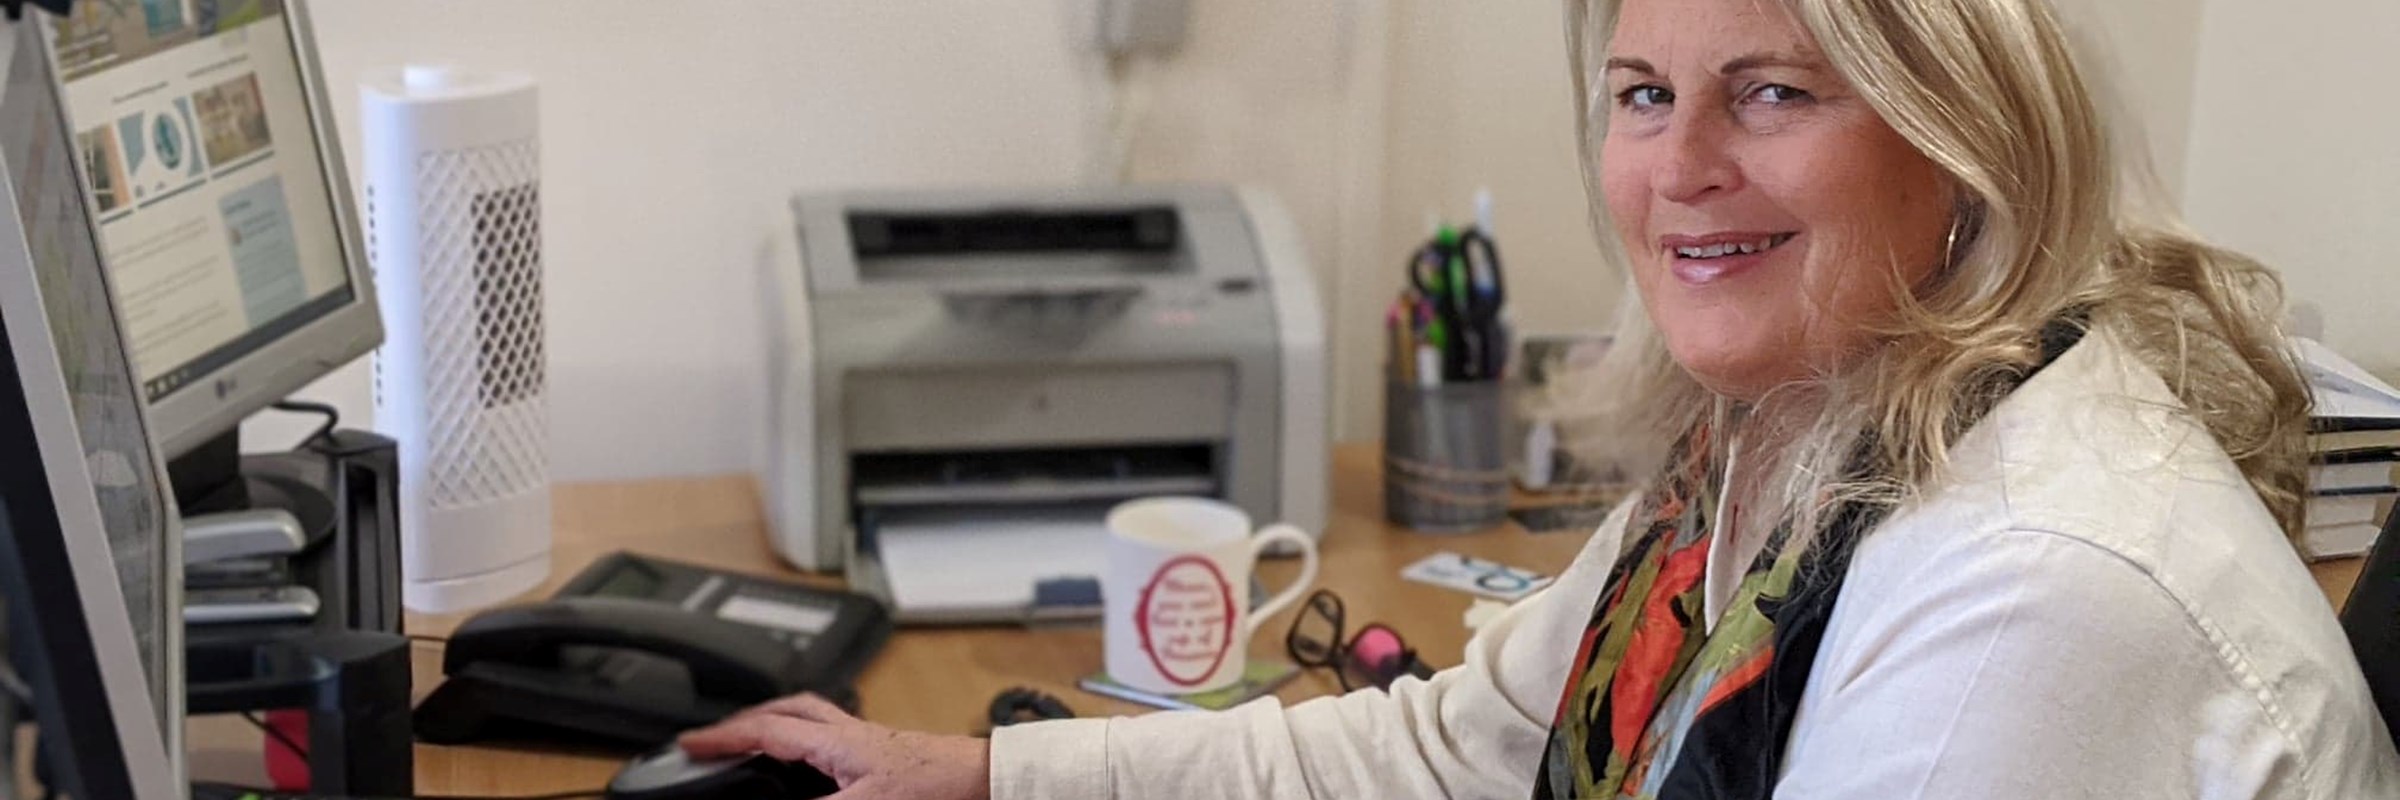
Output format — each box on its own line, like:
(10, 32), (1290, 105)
(38, 0), (382, 459)
(0, 42), (182, 796)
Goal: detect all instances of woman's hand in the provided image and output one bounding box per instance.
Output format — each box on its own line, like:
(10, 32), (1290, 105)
(679, 693), (992, 800)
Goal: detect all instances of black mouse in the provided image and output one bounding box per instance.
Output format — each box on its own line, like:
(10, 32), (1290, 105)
(606, 744), (839, 799)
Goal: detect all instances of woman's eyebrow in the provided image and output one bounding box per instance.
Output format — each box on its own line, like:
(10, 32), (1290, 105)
(1605, 51), (1825, 78)
(1718, 51), (1825, 75)
(1604, 57), (1657, 76)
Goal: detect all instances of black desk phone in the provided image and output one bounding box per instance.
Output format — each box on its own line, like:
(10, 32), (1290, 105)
(413, 552), (891, 750)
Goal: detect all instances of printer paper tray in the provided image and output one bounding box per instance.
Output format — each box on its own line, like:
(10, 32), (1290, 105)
(855, 475), (1213, 507)
(858, 505), (1109, 625)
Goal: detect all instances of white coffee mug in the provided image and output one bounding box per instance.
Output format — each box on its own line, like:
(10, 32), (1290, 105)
(1104, 497), (1321, 695)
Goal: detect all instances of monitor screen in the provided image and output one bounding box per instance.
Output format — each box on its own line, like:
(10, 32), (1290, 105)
(41, 0), (353, 405)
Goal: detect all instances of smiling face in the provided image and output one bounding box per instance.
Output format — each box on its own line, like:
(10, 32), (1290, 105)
(1599, 0), (1955, 400)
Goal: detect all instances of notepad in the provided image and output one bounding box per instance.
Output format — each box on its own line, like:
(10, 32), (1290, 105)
(1078, 660), (1299, 712)
(2299, 337), (2400, 421)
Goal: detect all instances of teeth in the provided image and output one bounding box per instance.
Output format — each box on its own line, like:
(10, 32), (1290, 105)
(1675, 236), (1783, 259)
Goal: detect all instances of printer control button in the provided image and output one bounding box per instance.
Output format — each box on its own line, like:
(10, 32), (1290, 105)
(1218, 277), (1256, 294)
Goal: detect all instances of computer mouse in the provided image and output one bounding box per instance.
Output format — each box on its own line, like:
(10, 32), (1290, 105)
(606, 743), (840, 800)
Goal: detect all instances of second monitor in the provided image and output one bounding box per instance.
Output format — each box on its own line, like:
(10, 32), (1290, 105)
(40, 0), (378, 513)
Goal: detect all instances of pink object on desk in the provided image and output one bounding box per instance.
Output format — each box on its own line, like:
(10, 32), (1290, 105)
(1348, 625), (1408, 676)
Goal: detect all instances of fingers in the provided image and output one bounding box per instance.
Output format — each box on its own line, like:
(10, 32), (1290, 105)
(678, 713), (832, 764)
(681, 693), (853, 763)
(752, 692), (856, 724)
(677, 713), (778, 759)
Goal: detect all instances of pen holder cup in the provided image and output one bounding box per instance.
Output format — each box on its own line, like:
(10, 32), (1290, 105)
(1384, 380), (1508, 533)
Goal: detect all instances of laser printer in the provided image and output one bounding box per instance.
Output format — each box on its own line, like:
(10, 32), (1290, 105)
(759, 186), (1328, 624)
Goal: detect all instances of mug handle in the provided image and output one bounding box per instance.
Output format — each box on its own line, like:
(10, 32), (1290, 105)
(1243, 524), (1322, 639)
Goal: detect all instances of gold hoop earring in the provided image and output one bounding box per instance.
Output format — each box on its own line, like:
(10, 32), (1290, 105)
(1939, 216), (1958, 266)
(1943, 215), (1965, 270)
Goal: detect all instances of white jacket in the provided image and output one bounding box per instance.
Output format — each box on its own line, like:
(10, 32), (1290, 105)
(991, 327), (2400, 799)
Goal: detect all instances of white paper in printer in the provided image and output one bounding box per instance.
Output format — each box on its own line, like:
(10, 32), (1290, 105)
(875, 506), (1109, 618)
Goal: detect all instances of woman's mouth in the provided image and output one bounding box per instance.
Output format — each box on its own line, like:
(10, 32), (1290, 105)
(1663, 232), (1798, 286)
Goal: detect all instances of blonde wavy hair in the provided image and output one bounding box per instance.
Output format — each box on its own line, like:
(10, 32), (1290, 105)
(1559, 0), (2314, 543)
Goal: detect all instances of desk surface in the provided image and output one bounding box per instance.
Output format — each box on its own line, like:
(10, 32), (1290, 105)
(185, 443), (2371, 796)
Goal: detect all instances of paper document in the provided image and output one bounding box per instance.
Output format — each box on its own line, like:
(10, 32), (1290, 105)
(2296, 337), (2400, 420)
(1400, 551), (1555, 601)
(2305, 521), (2383, 560)
(875, 507), (1108, 619)
(2308, 491), (2395, 528)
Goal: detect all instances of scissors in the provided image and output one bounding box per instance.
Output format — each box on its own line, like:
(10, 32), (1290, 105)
(1407, 226), (1507, 381)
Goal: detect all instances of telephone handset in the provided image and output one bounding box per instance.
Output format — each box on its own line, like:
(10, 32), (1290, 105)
(413, 552), (891, 749)
(443, 597), (798, 702)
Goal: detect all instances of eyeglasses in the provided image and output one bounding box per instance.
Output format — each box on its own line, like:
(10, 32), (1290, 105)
(1284, 589), (1418, 693)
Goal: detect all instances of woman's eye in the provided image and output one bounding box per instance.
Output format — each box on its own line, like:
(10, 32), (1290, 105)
(1744, 83), (1812, 106)
(1617, 85), (1672, 110)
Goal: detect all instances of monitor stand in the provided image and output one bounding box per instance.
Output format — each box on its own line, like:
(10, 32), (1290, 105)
(165, 423), (406, 635)
(169, 428), (338, 551)
(168, 425), (415, 796)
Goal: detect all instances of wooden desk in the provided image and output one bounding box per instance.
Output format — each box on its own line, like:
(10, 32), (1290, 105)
(193, 444), (1592, 794)
(186, 443), (2371, 796)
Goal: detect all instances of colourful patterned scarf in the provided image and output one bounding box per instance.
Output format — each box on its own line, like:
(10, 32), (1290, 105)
(1532, 425), (1868, 800)
(1534, 319), (2086, 799)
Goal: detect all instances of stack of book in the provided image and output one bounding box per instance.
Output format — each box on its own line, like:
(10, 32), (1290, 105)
(2307, 443), (2400, 558)
(2299, 338), (2400, 559)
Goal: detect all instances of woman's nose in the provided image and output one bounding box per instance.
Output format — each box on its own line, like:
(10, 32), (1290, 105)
(1653, 113), (1743, 204)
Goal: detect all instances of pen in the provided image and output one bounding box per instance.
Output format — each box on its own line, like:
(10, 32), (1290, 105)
(1415, 297), (1444, 388)
(1440, 227), (1470, 318)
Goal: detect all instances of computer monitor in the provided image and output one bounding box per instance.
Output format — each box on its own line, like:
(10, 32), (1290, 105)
(2341, 495), (2400, 740)
(33, 0), (377, 504)
(0, 15), (184, 799)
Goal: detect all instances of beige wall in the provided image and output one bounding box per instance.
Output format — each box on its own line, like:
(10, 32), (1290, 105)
(266, 1), (1378, 479)
(2053, 0), (2206, 201)
(260, 0), (2376, 473)
(1342, 0), (1617, 441)
(2182, 0), (2400, 374)
(1118, 0), (1377, 307)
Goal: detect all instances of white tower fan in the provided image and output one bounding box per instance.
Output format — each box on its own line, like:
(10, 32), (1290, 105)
(361, 65), (550, 613)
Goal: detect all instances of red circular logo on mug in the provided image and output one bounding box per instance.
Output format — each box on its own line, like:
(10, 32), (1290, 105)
(1135, 555), (1237, 687)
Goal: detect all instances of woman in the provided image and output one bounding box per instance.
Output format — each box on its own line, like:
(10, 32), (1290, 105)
(683, 0), (2400, 796)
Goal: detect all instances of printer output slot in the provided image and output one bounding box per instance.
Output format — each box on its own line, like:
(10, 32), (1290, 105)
(849, 207), (1179, 256)
(849, 207), (1187, 283)
(850, 444), (1220, 509)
